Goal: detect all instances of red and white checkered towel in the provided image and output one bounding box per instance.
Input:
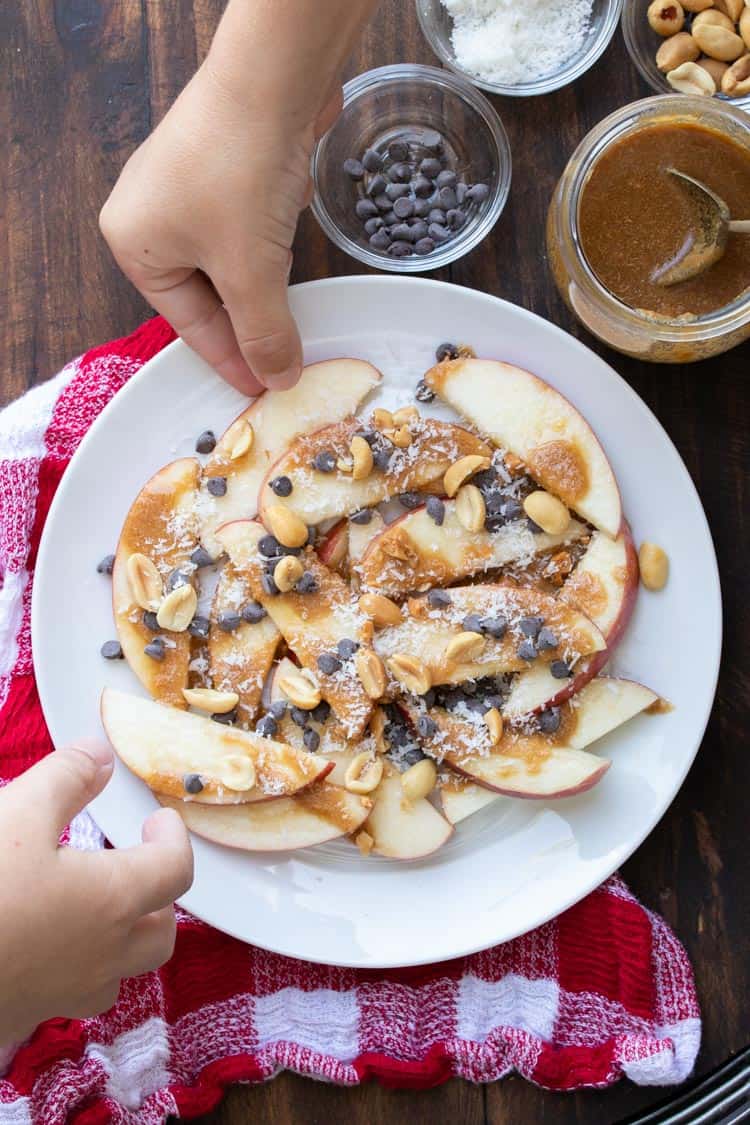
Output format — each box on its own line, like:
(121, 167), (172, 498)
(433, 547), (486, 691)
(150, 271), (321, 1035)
(0, 318), (701, 1124)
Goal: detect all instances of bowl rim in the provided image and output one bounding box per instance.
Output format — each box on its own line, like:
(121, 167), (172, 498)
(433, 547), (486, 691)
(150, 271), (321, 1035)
(414, 0), (624, 97)
(310, 63), (512, 274)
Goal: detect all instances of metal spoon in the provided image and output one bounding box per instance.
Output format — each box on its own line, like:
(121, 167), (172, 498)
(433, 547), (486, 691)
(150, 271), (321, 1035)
(652, 169), (750, 287)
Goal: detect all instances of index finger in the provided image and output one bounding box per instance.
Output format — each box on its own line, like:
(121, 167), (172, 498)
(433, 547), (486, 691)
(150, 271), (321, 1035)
(110, 807), (194, 918)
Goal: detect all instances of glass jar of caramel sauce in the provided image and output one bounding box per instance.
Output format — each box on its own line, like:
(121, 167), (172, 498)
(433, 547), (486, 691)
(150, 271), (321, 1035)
(547, 96), (750, 362)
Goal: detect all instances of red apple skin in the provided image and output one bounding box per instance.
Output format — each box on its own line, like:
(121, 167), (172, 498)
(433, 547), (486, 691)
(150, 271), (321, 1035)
(318, 519), (348, 571)
(446, 756), (611, 800)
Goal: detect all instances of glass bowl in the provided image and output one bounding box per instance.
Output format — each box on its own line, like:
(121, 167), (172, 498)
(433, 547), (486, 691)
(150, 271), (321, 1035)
(311, 64), (511, 273)
(546, 95), (750, 362)
(622, 0), (750, 109)
(415, 0), (623, 97)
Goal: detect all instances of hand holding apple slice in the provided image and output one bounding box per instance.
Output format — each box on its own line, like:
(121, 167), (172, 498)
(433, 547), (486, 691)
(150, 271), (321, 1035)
(200, 358), (381, 558)
(113, 458), (200, 709)
(356, 501), (588, 598)
(101, 687), (333, 805)
(258, 417), (492, 527)
(425, 358), (622, 538)
(217, 521), (373, 737)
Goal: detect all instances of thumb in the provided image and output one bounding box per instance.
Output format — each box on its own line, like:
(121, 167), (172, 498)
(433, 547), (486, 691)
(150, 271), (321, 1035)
(9, 740), (114, 842)
(220, 247), (303, 391)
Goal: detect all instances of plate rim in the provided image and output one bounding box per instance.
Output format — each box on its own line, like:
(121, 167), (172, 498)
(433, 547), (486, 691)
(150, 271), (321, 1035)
(32, 275), (723, 967)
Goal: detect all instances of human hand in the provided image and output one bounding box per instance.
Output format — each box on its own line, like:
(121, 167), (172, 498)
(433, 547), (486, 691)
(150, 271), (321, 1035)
(0, 741), (193, 1045)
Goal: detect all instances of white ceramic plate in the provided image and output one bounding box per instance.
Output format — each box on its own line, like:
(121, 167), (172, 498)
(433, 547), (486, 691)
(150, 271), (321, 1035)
(33, 277), (721, 968)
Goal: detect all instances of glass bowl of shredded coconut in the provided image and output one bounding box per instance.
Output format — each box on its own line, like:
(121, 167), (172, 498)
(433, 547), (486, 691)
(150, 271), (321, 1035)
(416, 0), (623, 96)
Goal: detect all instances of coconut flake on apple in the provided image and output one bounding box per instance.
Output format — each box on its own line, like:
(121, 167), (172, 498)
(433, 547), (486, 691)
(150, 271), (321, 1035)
(425, 358), (622, 539)
(199, 358), (381, 557)
(113, 458), (201, 709)
(258, 416), (492, 527)
(101, 687), (333, 805)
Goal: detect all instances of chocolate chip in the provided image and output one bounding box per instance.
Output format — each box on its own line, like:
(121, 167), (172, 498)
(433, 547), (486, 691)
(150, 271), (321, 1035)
(207, 477), (227, 497)
(389, 140), (410, 162)
(242, 600), (266, 624)
(415, 238), (436, 256)
(438, 187), (457, 210)
(447, 209), (467, 231)
(291, 706), (310, 728)
(256, 714), (278, 739)
(386, 182), (410, 202)
(367, 173), (388, 197)
(462, 613), (483, 633)
(312, 450), (336, 473)
(416, 380), (436, 404)
(355, 198), (379, 221)
(259, 535), (281, 557)
(538, 707), (561, 734)
(166, 568), (190, 592)
(393, 196), (414, 220)
(344, 157), (365, 180)
(373, 447), (392, 471)
(144, 638), (165, 661)
(398, 492), (422, 510)
(428, 208), (446, 225)
(388, 241), (412, 258)
(188, 615), (210, 639)
(370, 229), (392, 251)
(473, 467), (497, 492)
(480, 616), (507, 639)
(311, 700), (331, 724)
(428, 223), (451, 243)
(350, 508), (373, 525)
(436, 169), (457, 189)
(518, 639), (537, 661)
(420, 157), (442, 178)
(417, 715), (438, 738)
(519, 616), (544, 638)
(467, 183), (490, 204)
(337, 638), (359, 660)
(527, 518), (543, 534)
(303, 727), (321, 752)
(142, 610), (159, 632)
(501, 499), (523, 521)
(420, 129), (443, 151)
(456, 182), (469, 206)
(409, 220), (429, 242)
(391, 223), (415, 243)
(428, 589), (452, 608)
(270, 475), (293, 497)
(295, 571), (318, 594)
(317, 652), (342, 675)
(183, 773), (204, 794)
(97, 554), (115, 575)
(101, 639), (123, 660)
(195, 430), (216, 454)
(550, 660), (573, 679)
(269, 701), (288, 721)
(364, 217), (383, 236)
(422, 688), (437, 709)
(190, 546), (214, 569)
(413, 197), (432, 218)
(261, 572), (279, 597)
(218, 611), (241, 632)
(389, 162), (412, 183)
(374, 193), (393, 212)
(537, 627), (558, 652)
(426, 495), (444, 524)
(212, 709), (237, 725)
(363, 148), (383, 173)
(412, 175), (433, 198)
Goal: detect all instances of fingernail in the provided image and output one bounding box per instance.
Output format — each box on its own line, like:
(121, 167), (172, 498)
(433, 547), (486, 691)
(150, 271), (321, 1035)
(72, 740), (114, 775)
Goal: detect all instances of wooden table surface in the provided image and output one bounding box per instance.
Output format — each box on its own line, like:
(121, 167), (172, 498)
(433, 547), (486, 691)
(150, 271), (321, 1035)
(2, 3), (748, 1123)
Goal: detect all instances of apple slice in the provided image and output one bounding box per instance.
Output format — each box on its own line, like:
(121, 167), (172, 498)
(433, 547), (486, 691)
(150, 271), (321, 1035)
(373, 583), (605, 688)
(199, 358), (381, 557)
(318, 519), (348, 574)
(348, 510), (385, 568)
(113, 458), (200, 709)
(158, 785), (371, 852)
(258, 417), (492, 526)
(207, 562), (280, 727)
(356, 501), (588, 598)
(425, 358), (622, 538)
(440, 776), (504, 825)
(101, 687), (333, 805)
(217, 521), (373, 737)
(504, 528), (639, 718)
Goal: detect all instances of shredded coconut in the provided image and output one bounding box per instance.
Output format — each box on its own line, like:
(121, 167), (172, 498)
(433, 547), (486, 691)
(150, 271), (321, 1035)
(441, 0), (593, 86)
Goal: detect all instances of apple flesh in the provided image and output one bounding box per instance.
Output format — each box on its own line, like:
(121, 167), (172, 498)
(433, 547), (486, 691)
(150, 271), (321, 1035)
(101, 687), (333, 805)
(373, 583), (605, 687)
(258, 418), (492, 527)
(112, 458), (200, 709)
(439, 778), (500, 825)
(217, 520), (373, 737)
(348, 509), (385, 569)
(318, 519), (348, 574)
(200, 358), (381, 558)
(425, 358), (622, 538)
(208, 562), (281, 727)
(504, 528), (639, 718)
(355, 502), (588, 598)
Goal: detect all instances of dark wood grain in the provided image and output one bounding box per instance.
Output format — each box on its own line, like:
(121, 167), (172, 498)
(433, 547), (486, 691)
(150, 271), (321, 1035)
(2, 1), (749, 1122)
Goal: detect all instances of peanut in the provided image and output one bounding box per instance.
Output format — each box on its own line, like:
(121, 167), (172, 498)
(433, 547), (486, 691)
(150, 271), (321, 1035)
(401, 758), (437, 803)
(392, 406), (420, 427)
(693, 7), (734, 27)
(741, 7), (750, 47)
(692, 20), (745, 57)
(387, 654), (432, 696)
(713, 0), (744, 20)
(656, 30), (701, 70)
(667, 59), (718, 90)
(350, 435), (374, 480)
(355, 647), (387, 699)
(218, 418), (253, 461)
(385, 424), (413, 449)
(279, 671), (322, 709)
(523, 490), (571, 535)
(182, 687), (239, 714)
(273, 555), (305, 592)
(696, 55), (729, 85)
(345, 752), (383, 795)
(445, 631), (485, 663)
(638, 542), (670, 591)
(126, 552), (162, 611)
(484, 707), (504, 746)
(371, 408), (394, 430)
(218, 755), (256, 793)
(722, 52), (750, 91)
(681, 0), (714, 11)
(264, 504), (309, 548)
(381, 528), (419, 566)
(647, 0), (685, 34)
(443, 454), (492, 498)
(358, 592), (403, 628)
(156, 583), (198, 631)
(455, 483), (486, 533)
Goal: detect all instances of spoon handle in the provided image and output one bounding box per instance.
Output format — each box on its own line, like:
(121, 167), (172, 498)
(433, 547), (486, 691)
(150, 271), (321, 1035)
(728, 220), (750, 234)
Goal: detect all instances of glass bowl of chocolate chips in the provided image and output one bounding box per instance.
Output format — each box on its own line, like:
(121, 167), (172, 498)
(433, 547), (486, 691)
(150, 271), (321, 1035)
(311, 64), (511, 272)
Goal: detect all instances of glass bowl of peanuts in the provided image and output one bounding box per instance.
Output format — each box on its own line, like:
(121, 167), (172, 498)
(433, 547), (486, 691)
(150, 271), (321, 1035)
(622, 0), (750, 104)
